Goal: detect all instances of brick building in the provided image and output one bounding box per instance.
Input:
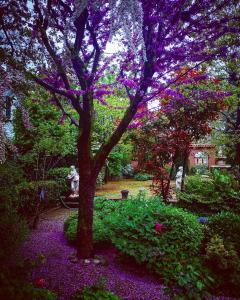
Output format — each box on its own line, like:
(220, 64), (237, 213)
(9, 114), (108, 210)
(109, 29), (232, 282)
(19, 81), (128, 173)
(188, 143), (216, 170)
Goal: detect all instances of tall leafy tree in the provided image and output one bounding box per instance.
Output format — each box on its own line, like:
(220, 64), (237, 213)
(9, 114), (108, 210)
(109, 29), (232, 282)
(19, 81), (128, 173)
(14, 88), (78, 180)
(132, 70), (227, 200)
(1, 0), (239, 257)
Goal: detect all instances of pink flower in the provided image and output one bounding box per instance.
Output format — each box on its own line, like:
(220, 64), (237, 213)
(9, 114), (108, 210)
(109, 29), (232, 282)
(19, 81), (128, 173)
(155, 222), (164, 233)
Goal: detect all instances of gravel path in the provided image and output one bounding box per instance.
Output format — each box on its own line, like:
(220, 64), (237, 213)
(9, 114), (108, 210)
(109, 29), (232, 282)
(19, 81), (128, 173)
(21, 208), (168, 300)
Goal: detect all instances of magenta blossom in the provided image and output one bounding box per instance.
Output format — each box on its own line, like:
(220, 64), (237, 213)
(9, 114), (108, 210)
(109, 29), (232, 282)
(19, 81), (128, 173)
(155, 223), (164, 233)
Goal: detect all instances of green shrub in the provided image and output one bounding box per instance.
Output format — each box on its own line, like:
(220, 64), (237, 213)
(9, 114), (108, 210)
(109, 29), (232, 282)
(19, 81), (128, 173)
(204, 235), (240, 296)
(105, 196), (211, 298)
(64, 198), (121, 244)
(134, 173), (151, 181)
(0, 263), (58, 300)
(0, 161), (26, 209)
(178, 171), (240, 215)
(205, 235), (239, 271)
(64, 196), (213, 297)
(107, 198), (203, 265)
(190, 165), (209, 175)
(206, 212), (240, 254)
(47, 167), (69, 179)
(16, 180), (61, 217)
(47, 167), (69, 195)
(0, 208), (28, 262)
(202, 212), (240, 295)
(96, 170), (105, 187)
(70, 279), (121, 300)
(0, 162), (29, 263)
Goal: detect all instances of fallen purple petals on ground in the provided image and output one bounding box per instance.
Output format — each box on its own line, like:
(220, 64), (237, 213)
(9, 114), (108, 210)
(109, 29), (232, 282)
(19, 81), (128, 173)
(20, 209), (168, 300)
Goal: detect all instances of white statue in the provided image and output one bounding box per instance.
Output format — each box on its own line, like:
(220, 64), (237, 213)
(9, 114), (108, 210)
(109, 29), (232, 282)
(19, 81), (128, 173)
(67, 165), (79, 195)
(175, 166), (183, 190)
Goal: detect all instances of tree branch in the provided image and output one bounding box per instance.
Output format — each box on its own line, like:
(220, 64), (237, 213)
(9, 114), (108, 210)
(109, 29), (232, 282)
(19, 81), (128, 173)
(32, 76), (83, 116)
(73, 8), (88, 55)
(52, 94), (79, 127)
(86, 21), (100, 85)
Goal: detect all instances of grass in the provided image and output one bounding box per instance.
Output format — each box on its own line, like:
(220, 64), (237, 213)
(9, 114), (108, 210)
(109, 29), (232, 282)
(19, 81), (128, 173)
(95, 179), (154, 198)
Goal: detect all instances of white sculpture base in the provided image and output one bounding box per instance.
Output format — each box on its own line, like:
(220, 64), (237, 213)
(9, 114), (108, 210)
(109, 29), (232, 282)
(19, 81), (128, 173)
(69, 193), (79, 199)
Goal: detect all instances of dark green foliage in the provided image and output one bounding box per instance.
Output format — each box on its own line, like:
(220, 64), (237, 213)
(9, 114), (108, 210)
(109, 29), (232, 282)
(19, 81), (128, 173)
(70, 287), (120, 300)
(13, 91), (78, 181)
(16, 180), (62, 218)
(0, 209), (28, 262)
(0, 161), (29, 262)
(47, 167), (70, 195)
(0, 265), (57, 300)
(178, 170), (240, 215)
(96, 169), (105, 187)
(0, 258), (57, 300)
(203, 212), (240, 295)
(108, 152), (124, 178)
(64, 198), (121, 244)
(206, 212), (240, 254)
(107, 144), (132, 179)
(105, 197), (211, 298)
(64, 213), (78, 243)
(64, 196), (213, 297)
(190, 165), (209, 175)
(70, 279), (121, 300)
(133, 173), (151, 181)
(205, 235), (239, 272)
(0, 161), (26, 209)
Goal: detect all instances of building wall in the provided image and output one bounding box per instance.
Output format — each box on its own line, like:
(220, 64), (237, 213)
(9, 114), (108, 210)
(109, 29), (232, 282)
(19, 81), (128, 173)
(188, 144), (216, 170)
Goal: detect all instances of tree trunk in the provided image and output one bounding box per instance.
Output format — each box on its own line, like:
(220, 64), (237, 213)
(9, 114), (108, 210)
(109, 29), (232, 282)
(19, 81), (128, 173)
(165, 154), (177, 199)
(181, 150), (189, 191)
(76, 175), (96, 258)
(236, 101), (240, 173)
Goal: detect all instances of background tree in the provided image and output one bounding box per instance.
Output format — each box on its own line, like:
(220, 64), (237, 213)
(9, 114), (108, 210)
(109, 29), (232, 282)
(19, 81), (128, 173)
(1, 0), (239, 258)
(14, 88), (78, 180)
(133, 71), (227, 200)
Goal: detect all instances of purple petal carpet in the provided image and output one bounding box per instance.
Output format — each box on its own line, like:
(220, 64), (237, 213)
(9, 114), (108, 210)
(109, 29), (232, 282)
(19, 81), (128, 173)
(20, 208), (168, 300)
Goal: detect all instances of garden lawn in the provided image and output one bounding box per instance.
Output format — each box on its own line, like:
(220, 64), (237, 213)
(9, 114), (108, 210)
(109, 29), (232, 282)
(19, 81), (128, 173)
(95, 179), (153, 198)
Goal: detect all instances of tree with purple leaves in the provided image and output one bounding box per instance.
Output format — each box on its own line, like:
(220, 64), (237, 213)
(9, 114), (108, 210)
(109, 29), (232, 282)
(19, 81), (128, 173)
(1, 0), (239, 258)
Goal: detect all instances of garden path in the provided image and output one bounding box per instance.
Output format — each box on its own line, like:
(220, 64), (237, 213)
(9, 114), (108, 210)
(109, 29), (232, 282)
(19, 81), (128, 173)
(21, 208), (169, 300)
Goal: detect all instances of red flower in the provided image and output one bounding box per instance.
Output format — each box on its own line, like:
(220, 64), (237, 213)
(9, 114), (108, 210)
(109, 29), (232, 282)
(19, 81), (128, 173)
(35, 278), (45, 288)
(155, 222), (164, 233)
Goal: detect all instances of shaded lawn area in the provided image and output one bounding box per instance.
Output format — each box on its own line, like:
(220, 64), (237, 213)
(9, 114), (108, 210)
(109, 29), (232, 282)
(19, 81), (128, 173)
(95, 179), (154, 198)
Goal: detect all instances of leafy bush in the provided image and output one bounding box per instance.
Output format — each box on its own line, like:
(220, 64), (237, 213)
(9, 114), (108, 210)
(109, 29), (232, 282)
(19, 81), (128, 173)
(165, 165), (177, 180)
(0, 259), (58, 300)
(190, 165), (209, 175)
(134, 173), (151, 181)
(105, 196), (211, 298)
(96, 170), (105, 187)
(0, 161), (26, 209)
(178, 171), (240, 215)
(47, 167), (69, 195)
(0, 208), (28, 262)
(70, 284), (121, 300)
(205, 235), (239, 271)
(108, 152), (124, 178)
(204, 234), (240, 296)
(16, 180), (62, 217)
(0, 268), (57, 300)
(203, 212), (240, 295)
(206, 212), (240, 254)
(70, 277), (120, 299)
(64, 198), (121, 244)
